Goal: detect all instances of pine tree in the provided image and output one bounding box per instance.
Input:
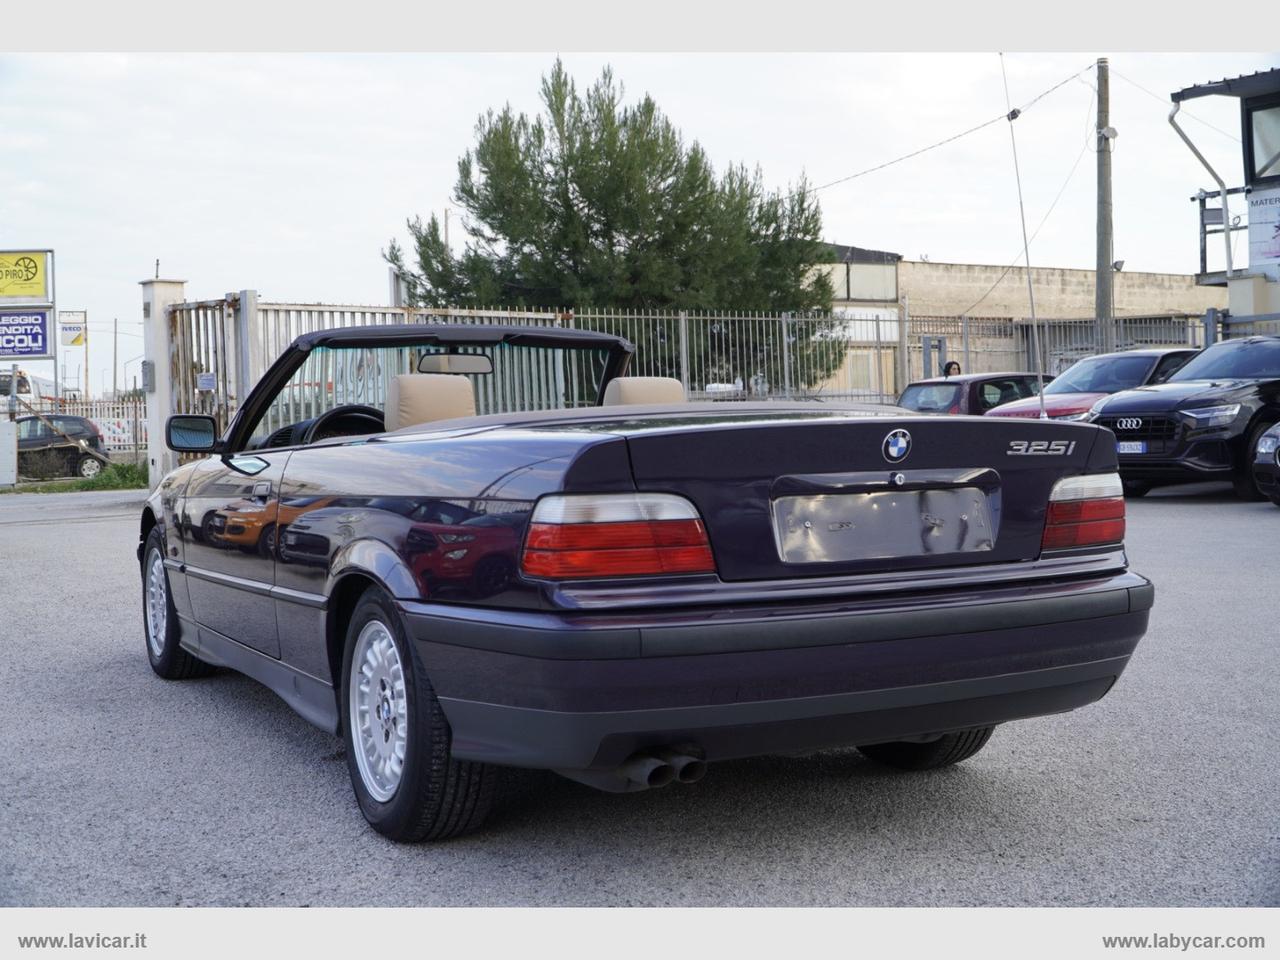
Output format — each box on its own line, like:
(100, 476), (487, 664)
(387, 59), (838, 390)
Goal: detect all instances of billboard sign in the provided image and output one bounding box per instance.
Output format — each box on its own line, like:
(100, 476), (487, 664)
(0, 251), (51, 303)
(60, 310), (87, 346)
(0, 309), (54, 359)
(1248, 186), (1280, 281)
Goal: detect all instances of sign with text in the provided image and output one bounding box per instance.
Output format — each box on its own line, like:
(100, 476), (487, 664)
(60, 310), (87, 346)
(0, 309), (53, 359)
(0, 251), (50, 303)
(1248, 186), (1280, 281)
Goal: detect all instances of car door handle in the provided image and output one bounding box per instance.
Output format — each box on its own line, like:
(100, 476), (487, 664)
(253, 480), (273, 500)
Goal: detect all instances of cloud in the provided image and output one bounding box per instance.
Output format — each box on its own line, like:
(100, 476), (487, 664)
(1, 51), (1275, 396)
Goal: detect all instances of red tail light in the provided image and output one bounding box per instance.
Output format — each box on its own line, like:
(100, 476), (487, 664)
(521, 493), (716, 579)
(1041, 474), (1125, 551)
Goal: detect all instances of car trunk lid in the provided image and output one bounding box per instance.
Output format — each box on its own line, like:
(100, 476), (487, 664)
(621, 413), (1101, 581)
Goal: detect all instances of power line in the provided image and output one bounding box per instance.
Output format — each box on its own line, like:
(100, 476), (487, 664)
(959, 87), (1095, 316)
(795, 63), (1095, 199)
(1111, 68), (1240, 143)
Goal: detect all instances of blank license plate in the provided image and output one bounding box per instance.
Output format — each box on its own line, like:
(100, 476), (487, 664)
(1116, 441), (1147, 455)
(772, 488), (995, 563)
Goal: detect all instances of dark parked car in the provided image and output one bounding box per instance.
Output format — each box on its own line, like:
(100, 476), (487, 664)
(140, 324), (1152, 841)
(1251, 422), (1280, 506)
(1086, 336), (1280, 499)
(896, 372), (1049, 415)
(16, 413), (109, 478)
(987, 348), (1198, 421)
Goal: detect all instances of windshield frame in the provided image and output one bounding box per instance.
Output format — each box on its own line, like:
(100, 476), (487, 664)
(223, 325), (634, 455)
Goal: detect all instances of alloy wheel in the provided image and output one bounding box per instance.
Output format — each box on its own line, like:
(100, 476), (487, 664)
(145, 549), (168, 657)
(349, 619), (408, 802)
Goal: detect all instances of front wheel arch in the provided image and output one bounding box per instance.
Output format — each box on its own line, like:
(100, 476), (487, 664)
(139, 507), (158, 563)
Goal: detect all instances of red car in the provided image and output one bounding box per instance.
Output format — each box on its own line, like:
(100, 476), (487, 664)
(403, 503), (520, 599)
(985, 348), (1197, 420)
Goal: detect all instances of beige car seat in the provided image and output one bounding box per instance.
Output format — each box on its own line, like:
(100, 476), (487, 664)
(384, 374), (477, 430)
(601, 376), (686, 405)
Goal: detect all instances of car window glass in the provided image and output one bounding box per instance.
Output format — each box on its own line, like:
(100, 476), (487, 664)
(1043, 355), (1153, 394)
(978, 380), (1026, 410)
(0, 374), (32, 396)
(1151, 353), (1193, 383)
(897, 383), (961, 412)
(1170, 340), (1280, 381)
(17, 418), (43, 440)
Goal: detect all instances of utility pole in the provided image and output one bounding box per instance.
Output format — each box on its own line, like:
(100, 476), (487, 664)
(112, 318), (119, 400)
(444, 208), (450, 250)
(1095, 57), (1116, 353)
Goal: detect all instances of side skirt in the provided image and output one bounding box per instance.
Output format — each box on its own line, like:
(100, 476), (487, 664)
(178, 616), (340, 735)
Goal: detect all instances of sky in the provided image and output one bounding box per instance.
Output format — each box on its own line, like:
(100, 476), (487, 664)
(1, 51), (1277, 396)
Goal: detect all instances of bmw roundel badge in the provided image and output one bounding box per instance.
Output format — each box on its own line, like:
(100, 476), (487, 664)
(882, 428), (912, 463)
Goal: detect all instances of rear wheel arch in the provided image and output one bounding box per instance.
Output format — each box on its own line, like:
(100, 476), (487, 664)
(326, 572), (380, 697)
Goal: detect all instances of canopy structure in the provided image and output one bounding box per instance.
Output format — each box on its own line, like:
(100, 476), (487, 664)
(1171, 68), (1280, 103)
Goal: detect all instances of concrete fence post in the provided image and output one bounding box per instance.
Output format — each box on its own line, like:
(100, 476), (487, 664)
(140, 278), (187, 490)
(233, 289), (261, 405)
(896, 295), (910, 393)
(677, 311), (690, 396)
(1203, 307), (1219, 346)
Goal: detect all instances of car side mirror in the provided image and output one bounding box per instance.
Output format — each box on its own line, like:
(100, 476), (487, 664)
(166, 415), (220, 453)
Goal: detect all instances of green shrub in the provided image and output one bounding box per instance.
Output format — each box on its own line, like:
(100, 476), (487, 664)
(77, 462), (148, 490)
(4, 459), (148, 494)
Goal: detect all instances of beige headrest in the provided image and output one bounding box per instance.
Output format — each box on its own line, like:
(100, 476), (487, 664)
(601, 376), (686, 406)
(385, 374), (476, 431)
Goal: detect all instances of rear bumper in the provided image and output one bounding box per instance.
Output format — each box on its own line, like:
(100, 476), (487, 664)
(402, 570), (1153, 772)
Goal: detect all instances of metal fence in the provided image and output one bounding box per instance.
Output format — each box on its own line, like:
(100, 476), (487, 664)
(908, 313), (1206, 381)
(25, 396), (148, 464)
(162, 293), (1216, 432)
(1210, 307), (1280, 342)
(165, 297), (908, 431)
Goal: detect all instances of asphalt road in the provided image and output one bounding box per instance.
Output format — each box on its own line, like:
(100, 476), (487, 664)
(1, 485), (1276, 907)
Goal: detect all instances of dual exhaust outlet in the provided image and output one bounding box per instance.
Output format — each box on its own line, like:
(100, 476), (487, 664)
(619, 747), (707, 789)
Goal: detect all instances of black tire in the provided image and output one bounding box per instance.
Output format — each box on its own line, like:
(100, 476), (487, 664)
(857, 726), (995, 771)
(257, 523), (277, 558)
(1269, 495), (1280, 508)
(141, 527), (214, 679)
(340, 585), (498, 842)
(1232, 421), (1275, 501)
(76, 454), (104, 479)
(1122, 479), (1151, 498)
